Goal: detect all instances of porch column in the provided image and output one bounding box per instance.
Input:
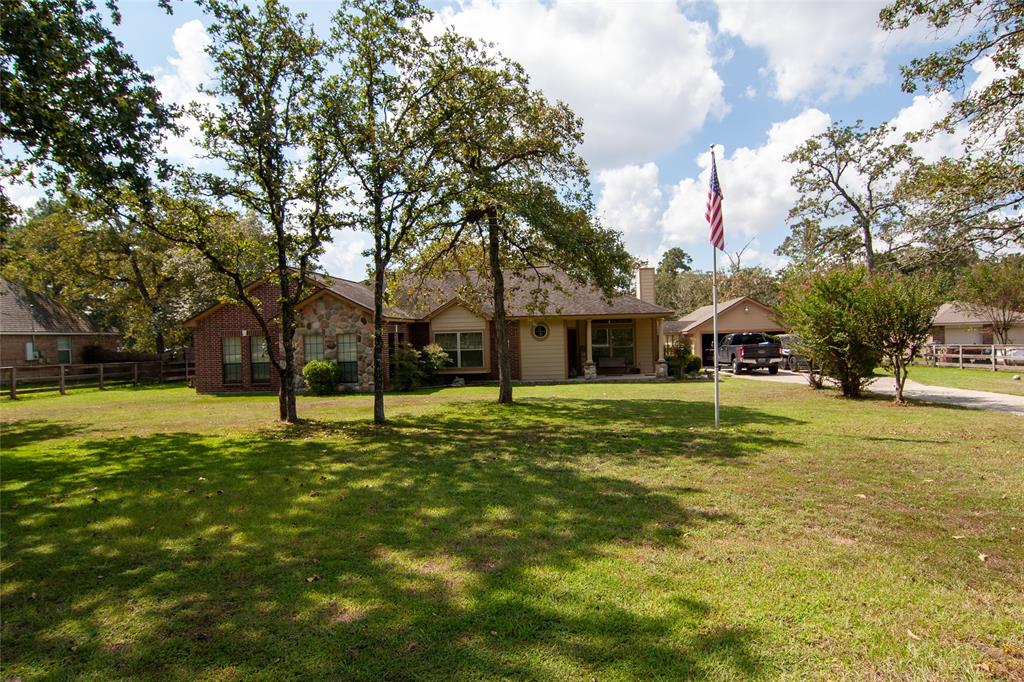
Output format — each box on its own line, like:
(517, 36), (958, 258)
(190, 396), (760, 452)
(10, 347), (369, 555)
(655, 318), (669, 379)
(583, 318), (597, 380)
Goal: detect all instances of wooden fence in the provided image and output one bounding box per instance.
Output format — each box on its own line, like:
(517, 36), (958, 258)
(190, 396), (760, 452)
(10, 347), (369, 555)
(917, 344), (1024, 371)
(1, 359), (191, 398)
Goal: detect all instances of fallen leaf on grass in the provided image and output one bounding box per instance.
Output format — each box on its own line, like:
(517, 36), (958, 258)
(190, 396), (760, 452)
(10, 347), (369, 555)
(305, 574), (321, 582)
(855, 494), (867, 499)
(978, 553), (989, 562)
(952, 535), (966, 539)
(907, 628), (922, 641)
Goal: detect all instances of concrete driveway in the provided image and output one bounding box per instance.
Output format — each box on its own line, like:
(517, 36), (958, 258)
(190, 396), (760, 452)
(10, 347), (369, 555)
(730, 369), (1024, 415)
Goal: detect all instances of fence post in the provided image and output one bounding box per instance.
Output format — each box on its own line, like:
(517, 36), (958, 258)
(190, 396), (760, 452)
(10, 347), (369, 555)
(959, 345), (963, 369)
(98, 363), (105, 390)
(159, 360), (164, 384)
(992, 345), (997, 371)
(133, 362), (139, 385)
(9, 367), (16, 399)
(59, 365), (66, 395)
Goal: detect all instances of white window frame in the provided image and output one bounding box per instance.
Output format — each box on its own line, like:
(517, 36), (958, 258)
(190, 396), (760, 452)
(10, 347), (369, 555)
(304, 333), (325, 363)
(57, 336), (72, 364)
(434, 331), (484, 369)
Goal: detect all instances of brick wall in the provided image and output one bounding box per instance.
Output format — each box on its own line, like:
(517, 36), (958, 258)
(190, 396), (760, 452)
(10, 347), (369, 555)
(191, 283), (403, 394)
(486, 319), (521, 381)
(0, 333), (119, 367)
(192, 283), (283, 394)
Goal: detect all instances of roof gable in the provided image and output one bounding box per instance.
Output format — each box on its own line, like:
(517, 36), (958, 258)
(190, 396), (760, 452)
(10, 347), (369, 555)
(0, 278), (111, 334)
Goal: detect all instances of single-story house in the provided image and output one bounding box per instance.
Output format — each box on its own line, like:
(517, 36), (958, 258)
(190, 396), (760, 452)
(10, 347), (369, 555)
(0, 278), (120, 367)
(928, 302), (1024, 345)
(184, 266), (673, 393)
(664, 296), (784, 367)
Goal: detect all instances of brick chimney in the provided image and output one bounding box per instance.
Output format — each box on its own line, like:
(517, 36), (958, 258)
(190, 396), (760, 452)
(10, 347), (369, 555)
(634, 266), (656, 305)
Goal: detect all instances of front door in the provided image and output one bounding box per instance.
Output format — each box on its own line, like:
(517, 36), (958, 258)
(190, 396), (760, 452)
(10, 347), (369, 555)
(566, 328), (580, 378)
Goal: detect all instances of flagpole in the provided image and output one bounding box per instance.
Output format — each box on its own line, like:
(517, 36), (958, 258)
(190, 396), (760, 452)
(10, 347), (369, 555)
(710, 145), (720, 428)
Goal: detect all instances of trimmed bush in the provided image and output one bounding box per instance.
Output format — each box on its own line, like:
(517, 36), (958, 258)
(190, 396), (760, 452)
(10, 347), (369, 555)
(302, 360), (337, 396)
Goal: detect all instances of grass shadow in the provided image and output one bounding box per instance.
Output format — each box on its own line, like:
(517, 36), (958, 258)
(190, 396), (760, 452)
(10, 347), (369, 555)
(0, 394), (794, 679)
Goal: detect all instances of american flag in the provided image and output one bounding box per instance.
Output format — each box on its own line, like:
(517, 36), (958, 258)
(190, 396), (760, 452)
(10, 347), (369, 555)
(706, 155), (725, 251)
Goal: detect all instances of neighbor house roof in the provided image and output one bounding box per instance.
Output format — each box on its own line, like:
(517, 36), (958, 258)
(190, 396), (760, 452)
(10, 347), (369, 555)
(665, 296), (777, 334)
(0, 278), (114, 335)
(393, 266), (672, 320)
(931, 302), (1020, 326)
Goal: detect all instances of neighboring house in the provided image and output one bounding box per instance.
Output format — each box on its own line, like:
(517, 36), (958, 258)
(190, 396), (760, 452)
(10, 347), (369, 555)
(184, 266), (673, 394)
(0, 278), (120, 367)
(928, 302), (1024, 345)
(664, 296), (784, 367)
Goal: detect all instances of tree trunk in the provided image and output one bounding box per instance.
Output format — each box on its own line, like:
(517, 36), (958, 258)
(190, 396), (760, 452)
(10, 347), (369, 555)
(894, 361), (907, 405)
(154, 330), (166, 356)
(279, 307), (299, 423)
(861, 220), (876, 273)
(373, 253), (386, 425)
(487, 206), (513, 405)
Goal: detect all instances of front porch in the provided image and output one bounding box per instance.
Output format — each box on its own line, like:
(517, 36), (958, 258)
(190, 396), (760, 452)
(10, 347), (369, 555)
(567, 316), (668, 380)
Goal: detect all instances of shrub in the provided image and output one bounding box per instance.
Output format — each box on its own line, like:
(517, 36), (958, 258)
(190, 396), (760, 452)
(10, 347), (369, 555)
(866, 274), (941, 404)
(778, 266), (880, 397)
(392, 344), (424, 392)
(418, 343), (452, 384)
(666, 345), (701, 377)
(302, 359), (338, 396)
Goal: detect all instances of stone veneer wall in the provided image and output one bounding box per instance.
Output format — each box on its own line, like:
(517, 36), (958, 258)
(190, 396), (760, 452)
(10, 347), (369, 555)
(294, 296), (376, 391)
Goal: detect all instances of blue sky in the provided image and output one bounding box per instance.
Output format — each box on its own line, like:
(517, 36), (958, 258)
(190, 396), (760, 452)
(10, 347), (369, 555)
(10, 0), (979, 278)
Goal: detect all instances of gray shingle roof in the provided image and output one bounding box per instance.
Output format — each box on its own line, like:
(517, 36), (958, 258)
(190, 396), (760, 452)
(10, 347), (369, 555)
(392, 267), (671, 320)
(0, 278), (111, 334)
(932, 302), (1022, 325)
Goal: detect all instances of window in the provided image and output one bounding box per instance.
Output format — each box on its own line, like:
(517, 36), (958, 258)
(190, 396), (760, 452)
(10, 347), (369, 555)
(304, 334), (324, 363)
(435, 331), (484, 369)
(337, 333), (358, 383)
(57, 336), (71, 364)
(531, 323), (549, 340)
(251, 336), (271, 384)
(223, 336), (242, 384)
(592, 322), (634, 366)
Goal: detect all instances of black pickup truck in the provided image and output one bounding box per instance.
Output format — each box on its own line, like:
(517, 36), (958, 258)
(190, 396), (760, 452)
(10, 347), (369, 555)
(716, 333), (782, 374)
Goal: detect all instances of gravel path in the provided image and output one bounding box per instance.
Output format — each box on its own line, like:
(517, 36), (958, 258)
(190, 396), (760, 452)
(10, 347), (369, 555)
(730, 369), (1024, 415)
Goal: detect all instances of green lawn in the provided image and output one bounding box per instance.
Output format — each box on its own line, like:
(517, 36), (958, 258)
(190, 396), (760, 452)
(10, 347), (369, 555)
(2, 383), (1022, 680)
(882, 365), (1024, 397)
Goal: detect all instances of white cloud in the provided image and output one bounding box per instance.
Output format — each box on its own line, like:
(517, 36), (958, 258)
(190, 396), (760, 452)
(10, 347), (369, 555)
(153, 20), (215, 165)
(660, 109), (832, 253)
(429, 0), (726, 169)
(715, 0), (917, 101)
(888, 91), (963, 162)
(320, 228), (372, 281)
(596, 162), (664, 259)
(2, 179), (46, 211)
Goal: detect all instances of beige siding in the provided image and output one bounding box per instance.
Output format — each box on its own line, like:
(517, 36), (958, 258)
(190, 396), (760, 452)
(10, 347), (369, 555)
(634, 267), (656, 304)
(519, 319), (566, 381)
(430, 304), (489, 373)
(431, 304), (485, 333)
(688, 303), (783, 337)
(635, 318), (654, 373)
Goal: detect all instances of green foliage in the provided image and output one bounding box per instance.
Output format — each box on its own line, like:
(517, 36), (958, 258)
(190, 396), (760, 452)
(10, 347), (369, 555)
(659, 267), (782, 318)
(392, 345), (425, 392)
(779, 122), (917, 273)
(654, 248), (692, 308)
(0, 0), (172, 222)
(881, 0), (1023, 254)
(865, 274), (942, 404)
(302, 360), (338, 396)
(956, 256), (1024, 344)
(778, 267), (881, 397)
(1, 194), (267, 352)
(666, 345), (701, 378)
(418, 342), (452, 379)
